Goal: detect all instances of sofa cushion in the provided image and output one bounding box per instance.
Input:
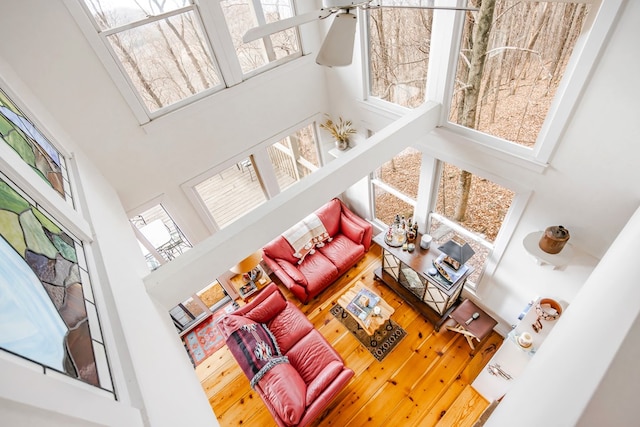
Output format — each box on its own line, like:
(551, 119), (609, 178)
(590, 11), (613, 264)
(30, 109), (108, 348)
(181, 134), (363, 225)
(244, 288), (288, 324)
(268, 303), (314, 354)
(298, 252), (339, 297)
(256, 362), (307, 426)
(315, 198), (342, 237)
(286, 330), (342, 385)
(276, 259), (308, 287)
(340, 214), (364, 244)
(317, 235), (365, 272)
(305, 360), (345, 404)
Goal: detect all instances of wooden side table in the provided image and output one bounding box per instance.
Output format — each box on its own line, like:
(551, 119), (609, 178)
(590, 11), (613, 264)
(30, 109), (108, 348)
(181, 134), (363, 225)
(229, 265), (271, 302)
(446, 299), (497, 354)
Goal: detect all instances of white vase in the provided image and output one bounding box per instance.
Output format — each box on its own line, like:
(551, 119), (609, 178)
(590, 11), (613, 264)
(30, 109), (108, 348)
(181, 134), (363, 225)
(335, 139), (349, 151)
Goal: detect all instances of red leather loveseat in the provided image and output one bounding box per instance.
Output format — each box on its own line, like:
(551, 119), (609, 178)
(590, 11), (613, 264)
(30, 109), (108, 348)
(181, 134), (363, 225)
(262, 198), (372, 303)
(218, 283), (354, 427)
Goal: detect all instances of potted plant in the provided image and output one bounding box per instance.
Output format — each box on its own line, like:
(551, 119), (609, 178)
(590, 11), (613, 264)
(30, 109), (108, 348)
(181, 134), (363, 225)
(319, 114), (357, 151)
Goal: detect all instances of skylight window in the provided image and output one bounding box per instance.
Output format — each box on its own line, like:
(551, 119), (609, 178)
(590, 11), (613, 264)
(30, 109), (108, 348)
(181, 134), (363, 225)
(220, 0), (301, 75)
(81, 0), (223, 115)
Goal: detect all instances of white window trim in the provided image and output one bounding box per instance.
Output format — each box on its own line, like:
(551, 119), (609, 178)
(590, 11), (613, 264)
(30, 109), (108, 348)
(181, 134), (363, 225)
(363, 0), (624, 167)
(421, 154), (531, 292)
(64, 0), (305, 124)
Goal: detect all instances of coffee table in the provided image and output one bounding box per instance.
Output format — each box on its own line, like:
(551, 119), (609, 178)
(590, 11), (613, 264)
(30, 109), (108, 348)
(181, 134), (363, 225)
(337, 281), (394, 335)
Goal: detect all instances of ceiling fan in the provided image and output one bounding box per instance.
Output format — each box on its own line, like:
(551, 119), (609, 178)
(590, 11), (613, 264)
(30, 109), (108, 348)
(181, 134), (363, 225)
(243, 0), (478, 67)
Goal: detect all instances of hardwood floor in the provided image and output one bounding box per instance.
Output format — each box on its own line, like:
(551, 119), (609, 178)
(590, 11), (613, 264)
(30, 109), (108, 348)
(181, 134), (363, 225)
(196, 245), (502, 426)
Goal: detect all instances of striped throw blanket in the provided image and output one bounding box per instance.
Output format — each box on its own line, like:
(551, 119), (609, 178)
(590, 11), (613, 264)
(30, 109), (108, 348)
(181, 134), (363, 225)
(226, 323), (289, 389)
(282, 213), (331, 263)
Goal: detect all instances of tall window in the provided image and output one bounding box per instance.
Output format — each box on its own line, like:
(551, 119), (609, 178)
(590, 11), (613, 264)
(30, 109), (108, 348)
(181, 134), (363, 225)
(74, 0), (302, 120)
(429, 162), (514, 284)
(80, 0), (223, 115)
(267, 123), (320, 191)
(371, 147), (422, 226)
(0, 88), (72, 204)
(220, 0), (301, 75)
(194, 157), (267, 229)
(449, 1), (590, 147)
(368, 4), (433, 108)
(129, 204), (191, 270)
(0, 172), (113, 394)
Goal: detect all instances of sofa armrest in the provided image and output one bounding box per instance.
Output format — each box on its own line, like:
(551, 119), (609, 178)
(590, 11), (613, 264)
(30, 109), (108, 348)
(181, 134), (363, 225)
(339, 200), (373, 251)
(232, 283), (287, 322)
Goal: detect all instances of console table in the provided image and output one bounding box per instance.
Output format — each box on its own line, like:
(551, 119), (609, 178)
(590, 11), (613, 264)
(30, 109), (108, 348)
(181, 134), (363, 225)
(373, 231), (473, 331)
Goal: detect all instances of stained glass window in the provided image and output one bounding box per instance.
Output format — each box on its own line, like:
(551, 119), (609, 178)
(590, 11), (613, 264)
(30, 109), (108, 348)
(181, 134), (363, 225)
(0, 173), (113, 394)
(0, 89), (71, 202)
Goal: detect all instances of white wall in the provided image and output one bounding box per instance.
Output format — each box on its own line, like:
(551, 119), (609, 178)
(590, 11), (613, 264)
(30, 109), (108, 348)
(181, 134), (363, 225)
(487, 204), (640, 427)
(0, 0), (331, 245)
(1, 0), (639, 425)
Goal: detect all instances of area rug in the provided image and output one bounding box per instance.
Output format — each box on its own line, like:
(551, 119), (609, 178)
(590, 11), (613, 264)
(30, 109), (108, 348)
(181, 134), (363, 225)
(330, 304), (407, 362)
(184, 303), (234, 366)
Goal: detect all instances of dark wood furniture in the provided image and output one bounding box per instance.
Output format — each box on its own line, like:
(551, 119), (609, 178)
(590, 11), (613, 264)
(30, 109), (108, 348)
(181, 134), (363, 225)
(373, 231), (473, 331)
(446, 299), (497, 354)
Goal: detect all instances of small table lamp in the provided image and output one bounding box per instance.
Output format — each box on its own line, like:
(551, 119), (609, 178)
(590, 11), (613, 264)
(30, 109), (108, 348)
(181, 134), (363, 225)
(438, 239), (475, 267)
(230, 250), (263, 282)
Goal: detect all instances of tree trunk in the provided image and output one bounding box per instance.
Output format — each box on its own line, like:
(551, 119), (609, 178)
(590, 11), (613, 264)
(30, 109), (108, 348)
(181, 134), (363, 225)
(454, 170), (473, 222)
(455, 0), (497, 222)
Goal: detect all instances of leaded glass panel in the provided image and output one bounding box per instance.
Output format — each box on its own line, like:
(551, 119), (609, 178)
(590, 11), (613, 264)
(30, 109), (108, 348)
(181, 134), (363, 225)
(0, 89), (71, 201)
(0, 173), (113, 393)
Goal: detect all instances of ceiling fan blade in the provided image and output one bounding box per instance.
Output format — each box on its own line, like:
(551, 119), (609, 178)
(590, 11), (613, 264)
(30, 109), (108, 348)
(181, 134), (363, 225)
(242, 9), (331, 44)
(316, 12), (358, 67)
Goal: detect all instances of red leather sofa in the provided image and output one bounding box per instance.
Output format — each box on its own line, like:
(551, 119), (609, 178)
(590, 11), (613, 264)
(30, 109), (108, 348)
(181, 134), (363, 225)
(218, 283), (354, 427)
(262, 198), (373, 303)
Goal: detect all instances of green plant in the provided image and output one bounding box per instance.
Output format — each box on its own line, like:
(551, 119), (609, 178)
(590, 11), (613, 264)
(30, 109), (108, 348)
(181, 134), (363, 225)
(319, 114), (357, 142)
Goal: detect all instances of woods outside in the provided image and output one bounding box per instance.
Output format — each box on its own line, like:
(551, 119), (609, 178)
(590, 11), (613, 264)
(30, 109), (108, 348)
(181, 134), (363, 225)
(85, 0), (590, 277)
(370, 0), (588, 240)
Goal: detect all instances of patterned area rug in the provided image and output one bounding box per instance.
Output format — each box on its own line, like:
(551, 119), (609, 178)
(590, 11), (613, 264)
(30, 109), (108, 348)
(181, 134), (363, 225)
(184, 303), (234, 366)
(330, 304), (407, 362)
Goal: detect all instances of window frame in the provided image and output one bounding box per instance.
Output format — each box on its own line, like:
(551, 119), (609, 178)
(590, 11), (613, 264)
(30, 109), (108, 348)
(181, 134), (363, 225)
(364, 0), (619, 166)
(65, 0), (304, 123)
(0, 82), (116, 397)
(421, 157), (530, 290)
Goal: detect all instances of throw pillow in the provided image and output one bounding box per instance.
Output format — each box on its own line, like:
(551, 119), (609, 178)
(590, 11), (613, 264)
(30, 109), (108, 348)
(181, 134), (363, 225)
(340, 214), (365, 244)
(276, 259), (308, 286)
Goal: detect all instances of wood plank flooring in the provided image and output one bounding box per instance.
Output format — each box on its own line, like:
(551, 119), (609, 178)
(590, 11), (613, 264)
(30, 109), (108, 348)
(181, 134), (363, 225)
(196, 245), (502, 426)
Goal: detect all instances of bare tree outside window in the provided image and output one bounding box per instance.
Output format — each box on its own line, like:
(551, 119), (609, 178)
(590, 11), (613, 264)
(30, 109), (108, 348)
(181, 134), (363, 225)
(450, 1), (590, 147)
(448, 1), (588, 223)
(220, 0), (301, 74)
(372, 147), (422, 225)
(83, 0), (223, 113)
(368, 5), (433, 108)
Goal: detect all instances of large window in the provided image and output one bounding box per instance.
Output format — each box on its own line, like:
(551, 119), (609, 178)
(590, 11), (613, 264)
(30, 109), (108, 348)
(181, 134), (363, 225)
(81, 0), (223, 115)
(267, 123), (320, 191)
(220, 0), (301, 75)
(129, 203), (191, 270)
(194, 157), (267, 229)
(448, 1), (590, 147)
(429, 162), (514, 284)
(371, 147), (422, 226)
(75, 0), (302, 120)
(190, 121), (322, 231)
(368, 4), (433, 108)
(0, 88), (73, 205)
(0, 173), (113, 393)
